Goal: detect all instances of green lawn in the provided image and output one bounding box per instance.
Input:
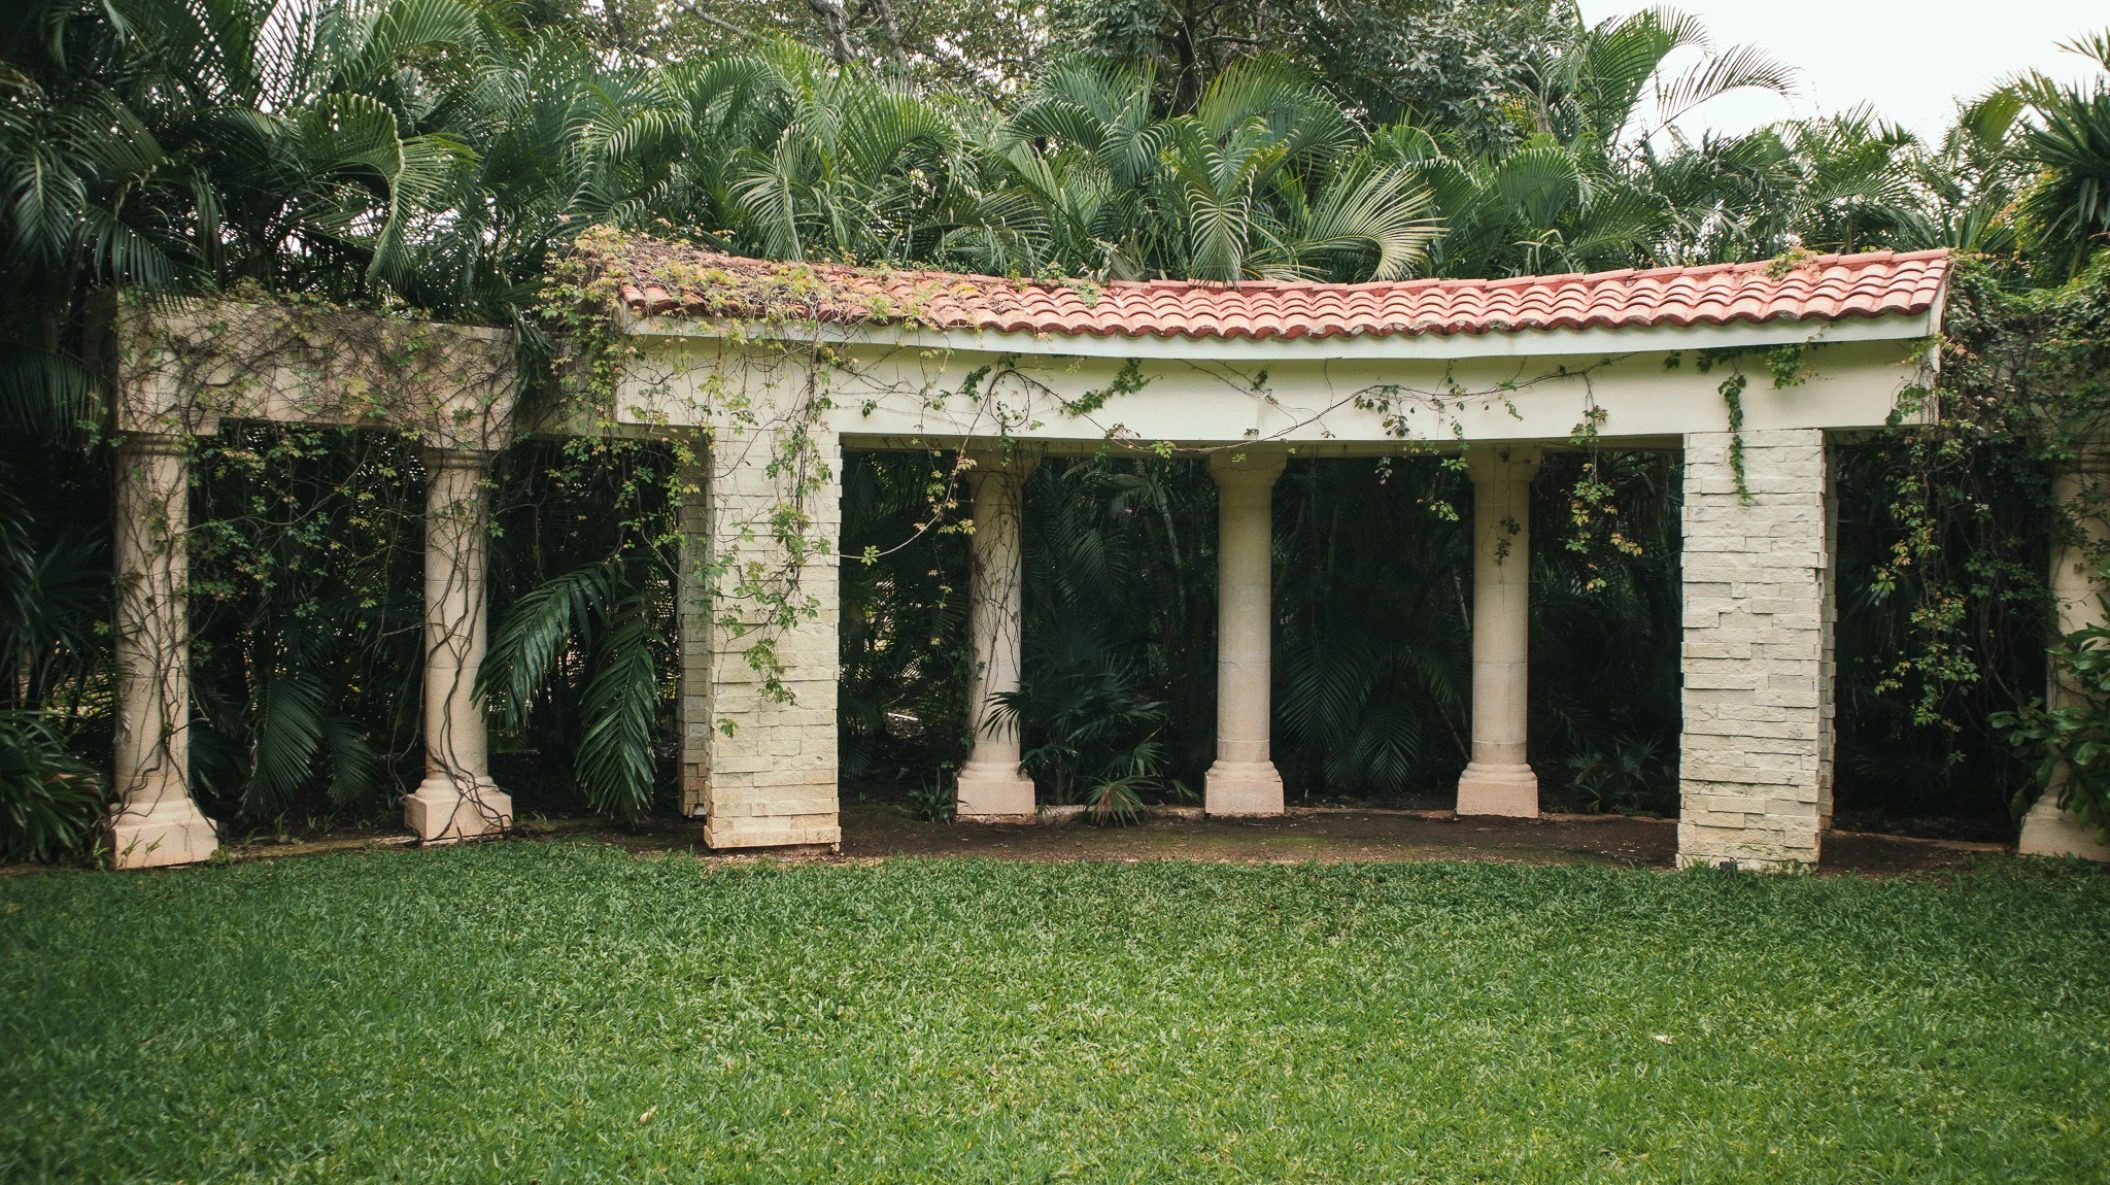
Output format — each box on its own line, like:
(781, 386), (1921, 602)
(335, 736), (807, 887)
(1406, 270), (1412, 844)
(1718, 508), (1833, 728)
(2, 844), (2106, 1183)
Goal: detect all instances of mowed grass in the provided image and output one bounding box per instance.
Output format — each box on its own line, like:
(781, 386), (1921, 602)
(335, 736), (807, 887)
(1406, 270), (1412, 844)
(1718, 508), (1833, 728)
(2, 844), (2107, 1184)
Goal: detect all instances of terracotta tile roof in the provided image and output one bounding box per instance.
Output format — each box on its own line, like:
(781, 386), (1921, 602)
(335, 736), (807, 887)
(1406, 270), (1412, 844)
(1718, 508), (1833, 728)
(611, 239), (1951, 343)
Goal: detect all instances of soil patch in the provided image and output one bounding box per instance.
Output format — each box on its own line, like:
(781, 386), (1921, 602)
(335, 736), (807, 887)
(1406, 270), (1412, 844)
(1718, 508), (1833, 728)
(4, 805), (2035, 878)
(835, 804), (2009, 875)
(840, 803), (1677, 867)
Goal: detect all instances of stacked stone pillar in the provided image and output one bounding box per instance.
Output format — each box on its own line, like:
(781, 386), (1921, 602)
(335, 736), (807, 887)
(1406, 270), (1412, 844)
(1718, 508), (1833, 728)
(955, 448), (1039, 821)
(403, 448), (512, 842)
(675, 429), (843, 849)
(677, 445), (713, 820)
(1678, 429), (1837, 871)
(2018, 454), (2110, 860)
(109, 434), (220, 869)
(1205, 449), (1286, 815)
(1458, 447), (1542, 817)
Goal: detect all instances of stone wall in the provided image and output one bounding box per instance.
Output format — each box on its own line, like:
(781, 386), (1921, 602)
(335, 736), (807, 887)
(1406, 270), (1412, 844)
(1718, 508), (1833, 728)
(677, 427), (843, 849)
(1679, 428), (1836, 871)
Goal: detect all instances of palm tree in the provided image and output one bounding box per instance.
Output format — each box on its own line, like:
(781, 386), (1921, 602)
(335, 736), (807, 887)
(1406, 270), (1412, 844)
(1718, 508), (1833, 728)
(1384, 6), (1795, 277)
(981, 58), (1437, 282)
(2015, 33), (2110, 281)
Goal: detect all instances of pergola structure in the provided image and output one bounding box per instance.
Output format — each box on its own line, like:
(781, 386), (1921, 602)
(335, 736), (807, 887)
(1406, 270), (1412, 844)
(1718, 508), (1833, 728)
(107, 242), (2102, 872)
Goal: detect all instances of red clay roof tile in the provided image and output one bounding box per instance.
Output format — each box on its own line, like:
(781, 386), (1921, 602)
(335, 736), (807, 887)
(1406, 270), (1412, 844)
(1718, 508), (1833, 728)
(608, 239), (1951, 342)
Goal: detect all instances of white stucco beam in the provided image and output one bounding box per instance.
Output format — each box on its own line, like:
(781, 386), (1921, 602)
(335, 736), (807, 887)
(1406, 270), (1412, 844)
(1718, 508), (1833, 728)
(615, 306), (1938, 364)
(615, 336), (1935, 446)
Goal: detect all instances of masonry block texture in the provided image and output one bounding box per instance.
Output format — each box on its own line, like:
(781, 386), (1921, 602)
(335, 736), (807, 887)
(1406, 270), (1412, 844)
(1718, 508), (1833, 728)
(1679, 429), (1836, 871)
(678, 428), (842, 849)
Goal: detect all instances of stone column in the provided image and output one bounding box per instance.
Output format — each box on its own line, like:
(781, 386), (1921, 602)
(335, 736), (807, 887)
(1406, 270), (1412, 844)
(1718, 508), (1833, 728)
(677, 443), (712, 820)
(110, 434), (220, 869)
(1678, 429), (1835, 871)
(2019, 455), (2110, 860)
(1205, 449), (1286, 815)
(955, 448), (1039, 821)
(1458, 446), (1542, 817)
(676, 429), (843, 850)
(404, 448), (512, 842)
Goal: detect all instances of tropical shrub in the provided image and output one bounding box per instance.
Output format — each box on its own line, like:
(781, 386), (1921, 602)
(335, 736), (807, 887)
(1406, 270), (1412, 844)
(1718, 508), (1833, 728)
(1990, 595), (2110, 841)
(0, 711), (104, 861)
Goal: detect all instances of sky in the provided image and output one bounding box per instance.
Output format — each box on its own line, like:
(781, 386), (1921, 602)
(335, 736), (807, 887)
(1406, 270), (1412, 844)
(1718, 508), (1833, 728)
(1577, 0), (2106, 142)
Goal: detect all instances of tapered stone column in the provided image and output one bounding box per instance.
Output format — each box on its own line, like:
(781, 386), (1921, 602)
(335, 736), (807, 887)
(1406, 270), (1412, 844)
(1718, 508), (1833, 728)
(1205, 449), (1286, 815)
(110, 435), (220, 869)
(404, 448), (512, 842)
(956, 449), (1040, 821)
(1458, 447), (1542, 817)
(2020, 454), (2110, 860)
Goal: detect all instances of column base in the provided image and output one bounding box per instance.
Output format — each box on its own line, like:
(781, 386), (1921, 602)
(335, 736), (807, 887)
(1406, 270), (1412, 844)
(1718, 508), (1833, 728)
(1675, 813), (1821, 872)
(109, 797), (220, 870)
(404, 777), (513, 844)
(1205, 760), (1283, 816)
(703, 817), (842, 849)
(1456, 762), (1539, 818)
(1674, 851), (1815, 874)
(956, 762), (1037, 822)
(2018, 795), (2110, 862)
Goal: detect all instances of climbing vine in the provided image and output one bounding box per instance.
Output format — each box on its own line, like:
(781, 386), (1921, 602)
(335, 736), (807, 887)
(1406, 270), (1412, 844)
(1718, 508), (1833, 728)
(1682, 341), (1826, 501)
(111, 236), (2079, 837)
(1856, 254), (2110, 826)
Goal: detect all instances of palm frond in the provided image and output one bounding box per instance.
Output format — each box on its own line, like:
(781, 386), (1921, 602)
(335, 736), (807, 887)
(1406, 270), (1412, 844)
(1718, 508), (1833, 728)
(479, 561), (621, 727)
(574, 591), (658, 821)
(248, 671), (329, 813)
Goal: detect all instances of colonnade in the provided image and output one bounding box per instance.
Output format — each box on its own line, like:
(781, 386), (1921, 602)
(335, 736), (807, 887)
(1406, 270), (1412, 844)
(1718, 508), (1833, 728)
(104, 429), (2108, 867)
(951, 445), (1542, 820)
(108, 438), (509, 868)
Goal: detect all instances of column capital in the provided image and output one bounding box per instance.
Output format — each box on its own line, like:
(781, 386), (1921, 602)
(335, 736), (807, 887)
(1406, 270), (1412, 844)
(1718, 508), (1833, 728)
(1465, 444), (1543, 482)
(116, 431), (192, 459)
(2047, 455), (2110, 477)
(421, 445), (496, 472)
(1207, 446), (1288, 489)
(2045, 430), (2110, 474)
(963, 443), (1040, 486)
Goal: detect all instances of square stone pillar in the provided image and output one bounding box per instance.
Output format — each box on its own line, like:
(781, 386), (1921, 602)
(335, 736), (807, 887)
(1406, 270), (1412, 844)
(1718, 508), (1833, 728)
(109, 434), (220, 869)
(677, 447), (713, 821)
(1678, 429), (1837, 871)
(676, 429), (843, 850)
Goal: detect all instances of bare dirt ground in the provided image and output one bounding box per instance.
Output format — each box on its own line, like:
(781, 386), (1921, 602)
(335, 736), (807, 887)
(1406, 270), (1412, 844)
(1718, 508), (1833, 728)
(831, 803), (2008, 876)
(86, 801), (2014, 879)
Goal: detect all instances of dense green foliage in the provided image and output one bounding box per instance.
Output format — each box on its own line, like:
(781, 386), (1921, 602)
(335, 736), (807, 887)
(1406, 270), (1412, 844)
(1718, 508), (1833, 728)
(2, 844), (2107, 1180)
(5, 0), (2110, 850)
(1992, 615), (2110, 844)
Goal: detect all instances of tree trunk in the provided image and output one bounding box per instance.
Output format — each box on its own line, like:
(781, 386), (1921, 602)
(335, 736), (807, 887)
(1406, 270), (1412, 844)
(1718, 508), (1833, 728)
(864, 0), (911, 74)
(807, 0), (857, 64)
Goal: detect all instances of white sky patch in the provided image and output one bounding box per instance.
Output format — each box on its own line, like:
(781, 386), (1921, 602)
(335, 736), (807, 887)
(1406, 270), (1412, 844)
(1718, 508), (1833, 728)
(1578, 0), (2105, 143)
